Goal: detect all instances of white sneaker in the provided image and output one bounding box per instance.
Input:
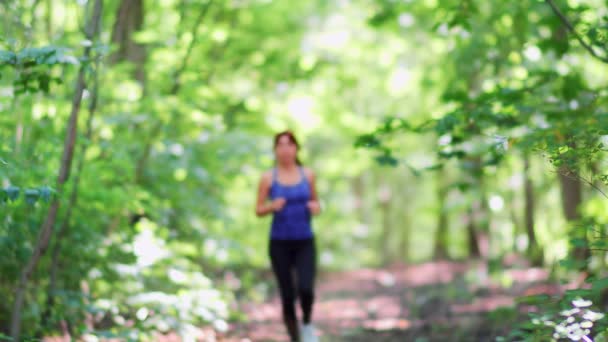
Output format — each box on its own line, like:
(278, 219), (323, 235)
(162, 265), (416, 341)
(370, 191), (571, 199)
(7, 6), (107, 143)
(300, 323), (318, 342)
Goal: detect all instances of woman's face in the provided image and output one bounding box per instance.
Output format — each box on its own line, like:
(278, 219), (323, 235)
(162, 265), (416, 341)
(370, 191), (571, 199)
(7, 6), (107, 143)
(275, 134), (298, 165)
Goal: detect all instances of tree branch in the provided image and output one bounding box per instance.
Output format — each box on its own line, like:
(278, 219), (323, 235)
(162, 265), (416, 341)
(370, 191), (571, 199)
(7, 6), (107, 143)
(135, 0), (215, 183)
(551, 166), (608, 200)
(43, 50), (102, 332)
(170, 0), (215, 94)
(545, 0), (608, 64)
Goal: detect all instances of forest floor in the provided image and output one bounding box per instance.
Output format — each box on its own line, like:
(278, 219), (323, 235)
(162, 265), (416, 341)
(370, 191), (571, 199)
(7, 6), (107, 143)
(202, 257), (580, 342)
(41, 257), (580, 342)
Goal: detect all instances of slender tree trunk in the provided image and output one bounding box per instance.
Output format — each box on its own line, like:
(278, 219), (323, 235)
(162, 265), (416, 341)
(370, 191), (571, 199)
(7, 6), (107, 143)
(108, 0), (149, 227)
(12, 96), (22, 154)
(46, 0), (52, 40)
(42, 57), (100, 329)
(524, 152), (542, 265)
(378, 184), (392, 265)
(10, 1), (103, 339)
(559, 168), (582, 224)
(461, 68), (485, 259)
(468, 202), (489, 260)
(398, 212), (410, 262)
(110, 0), (145, 84)
(465, 157), (485, 259)
(509, 190), (522, 253)
(352, 175), (367, 223)
(559, 165), (588, 261)
(467, 208), (481, 258)
(478, 179), (491, 259)
(433, 167), (449, 260)
(28, 0), (42, 39)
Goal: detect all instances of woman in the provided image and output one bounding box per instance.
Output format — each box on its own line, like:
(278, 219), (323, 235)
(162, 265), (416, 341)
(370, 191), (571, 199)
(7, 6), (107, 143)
(255, 130), (321, 342)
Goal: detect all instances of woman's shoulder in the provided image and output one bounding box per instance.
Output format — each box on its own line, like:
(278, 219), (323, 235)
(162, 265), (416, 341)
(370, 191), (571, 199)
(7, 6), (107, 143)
(260, 169), (274, 182)
(301, 167), (315, 179)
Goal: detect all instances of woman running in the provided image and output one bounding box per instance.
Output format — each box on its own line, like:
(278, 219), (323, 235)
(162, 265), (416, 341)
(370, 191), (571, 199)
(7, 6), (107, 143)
(255, 130), (321, 342)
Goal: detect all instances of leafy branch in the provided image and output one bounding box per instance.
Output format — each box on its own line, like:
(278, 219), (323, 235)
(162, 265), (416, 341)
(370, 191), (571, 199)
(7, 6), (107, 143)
(545, 0), (608, 64)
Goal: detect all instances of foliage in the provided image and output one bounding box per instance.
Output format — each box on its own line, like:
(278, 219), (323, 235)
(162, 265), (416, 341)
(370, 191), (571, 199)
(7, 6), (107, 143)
(2, 0), (608, 340)
(504, 296), (607, 342)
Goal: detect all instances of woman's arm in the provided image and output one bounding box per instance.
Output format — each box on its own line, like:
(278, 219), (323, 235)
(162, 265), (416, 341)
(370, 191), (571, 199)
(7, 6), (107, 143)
(256, 172), (284, 217)
(304, 168), (321, 215)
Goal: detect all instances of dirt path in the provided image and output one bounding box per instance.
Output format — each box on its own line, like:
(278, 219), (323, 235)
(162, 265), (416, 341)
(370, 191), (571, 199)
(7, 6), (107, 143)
(219, 259), (564, 342)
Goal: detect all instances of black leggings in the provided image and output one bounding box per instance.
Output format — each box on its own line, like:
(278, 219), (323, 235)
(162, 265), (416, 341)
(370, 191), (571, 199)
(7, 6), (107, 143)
(269, 238), (316, 326)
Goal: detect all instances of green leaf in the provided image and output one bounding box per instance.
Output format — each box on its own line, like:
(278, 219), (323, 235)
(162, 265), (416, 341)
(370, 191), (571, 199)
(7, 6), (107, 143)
(435, 113), (461, 135)
(24, 189), (40, 205)
(588, 28), (599, 42)
(590, 240), (608, 249)
(516, 294), (551, 305)
(381, 117), (410, 133)
(0, 50), (16, 65)
(375, 152), (398, 166)
(39, 186), (53, 202)
(354, 134), (381, 149)
(17, 46), (57, 65)
(450, 181), (473, 192)
(564, 289), (594, 298)
(586, 275), (598, 284)
(559, 258), (587, 270)
(423, 163), (444, 171)
(570, 238), (588, 248)
(38, 73), (51, 93)
(4, 186), (20, 201)
(438, 150), (467, 159)
(592, 277), (608, 292)
(367, 5), (396, 27)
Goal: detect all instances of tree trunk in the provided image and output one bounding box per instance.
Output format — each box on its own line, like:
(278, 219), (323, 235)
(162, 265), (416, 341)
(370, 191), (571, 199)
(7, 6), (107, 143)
(398, 213), (410, 262)
(478, 181), (490, 259)
(46, 0), (52, 40)
(467, 208), (481, 258)
(352, 175), (367, 223)
(524, 153), (542, 265)
(42, 57), (100, 329)
(12, 96), (22, 154)
(461, 68), (485, 260)
(110, 0), (145, 84)
(545, 1), (589, 262)
(379, 185), (392, 265)
(509, 190), (522, 253)
(558, 165), (588, 261)
(465, 157), (485, 259)
(559, 168), (582, 222)
(433, 167), (449, 260)
(108, 0), (149, 226)
(9, 1), (103, 339)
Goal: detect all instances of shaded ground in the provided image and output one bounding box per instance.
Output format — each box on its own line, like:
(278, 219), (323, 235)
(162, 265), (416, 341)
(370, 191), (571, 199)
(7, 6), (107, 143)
(42, 258), (576, 342)
(215, 259), (572, 342)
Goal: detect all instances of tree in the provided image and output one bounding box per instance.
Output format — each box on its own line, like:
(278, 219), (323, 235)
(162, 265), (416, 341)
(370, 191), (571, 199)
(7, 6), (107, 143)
(10, 0), (104, 338)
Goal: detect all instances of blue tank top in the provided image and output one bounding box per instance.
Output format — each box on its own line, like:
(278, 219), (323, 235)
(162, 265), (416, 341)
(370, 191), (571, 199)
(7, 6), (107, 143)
(269, 167), (314, 240)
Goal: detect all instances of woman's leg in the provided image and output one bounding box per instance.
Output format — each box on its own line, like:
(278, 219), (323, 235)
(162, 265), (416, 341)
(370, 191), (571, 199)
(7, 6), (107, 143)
(295, 239), (316, 324)
(270, 241), (299, 341)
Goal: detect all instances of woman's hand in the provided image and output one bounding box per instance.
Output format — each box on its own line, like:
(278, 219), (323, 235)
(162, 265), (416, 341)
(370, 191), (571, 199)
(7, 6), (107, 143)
(271, 198), (286, 212)
(306, 200), (321, 215)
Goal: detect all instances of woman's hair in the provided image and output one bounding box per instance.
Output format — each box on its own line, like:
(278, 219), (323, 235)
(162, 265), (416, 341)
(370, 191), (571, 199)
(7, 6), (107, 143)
(274, 130), (302, 165)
